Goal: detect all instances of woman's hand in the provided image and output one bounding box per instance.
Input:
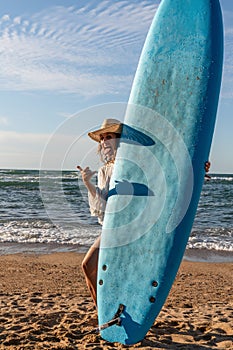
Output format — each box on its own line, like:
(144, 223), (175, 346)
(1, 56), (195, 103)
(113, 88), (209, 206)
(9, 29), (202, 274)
(77, 166), (97, 197)
(204, 161), (211, 173)
(204, 161), (211, 180)
(77, 166), (97, 184)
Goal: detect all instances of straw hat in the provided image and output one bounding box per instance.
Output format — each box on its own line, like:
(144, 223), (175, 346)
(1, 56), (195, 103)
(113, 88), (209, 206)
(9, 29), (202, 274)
(88, 118), (122, 142)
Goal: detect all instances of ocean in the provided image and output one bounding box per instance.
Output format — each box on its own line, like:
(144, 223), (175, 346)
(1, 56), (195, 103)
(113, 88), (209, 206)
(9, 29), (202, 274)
(0, 169), (232, 262)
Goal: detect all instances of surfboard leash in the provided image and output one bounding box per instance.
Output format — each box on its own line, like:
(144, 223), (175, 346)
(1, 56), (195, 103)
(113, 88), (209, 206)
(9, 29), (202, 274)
(81, 304), (125, 336)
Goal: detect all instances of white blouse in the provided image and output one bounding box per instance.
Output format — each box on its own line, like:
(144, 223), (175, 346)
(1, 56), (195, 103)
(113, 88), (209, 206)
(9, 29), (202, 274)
(88, 162), (114, 225)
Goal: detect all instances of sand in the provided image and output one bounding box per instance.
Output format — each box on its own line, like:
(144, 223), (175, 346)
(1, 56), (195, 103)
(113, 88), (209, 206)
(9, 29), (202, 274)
(0, 252), (232, 349)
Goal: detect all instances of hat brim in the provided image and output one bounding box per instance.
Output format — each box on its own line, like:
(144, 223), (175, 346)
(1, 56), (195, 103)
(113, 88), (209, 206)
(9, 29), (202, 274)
(88, 124), (122, 142)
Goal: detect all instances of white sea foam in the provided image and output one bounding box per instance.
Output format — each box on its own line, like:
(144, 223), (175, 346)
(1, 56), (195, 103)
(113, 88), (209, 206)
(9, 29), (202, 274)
(0, 220), (101, 246)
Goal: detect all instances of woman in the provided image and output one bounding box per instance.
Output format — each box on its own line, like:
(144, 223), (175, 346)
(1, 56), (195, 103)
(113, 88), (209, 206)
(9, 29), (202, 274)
(78, 118), (211, 306)
(77, 119), (122, 306)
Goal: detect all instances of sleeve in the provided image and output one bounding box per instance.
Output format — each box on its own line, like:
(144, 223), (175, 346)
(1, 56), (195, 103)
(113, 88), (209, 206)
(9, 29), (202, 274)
(88, 166), (110, 225)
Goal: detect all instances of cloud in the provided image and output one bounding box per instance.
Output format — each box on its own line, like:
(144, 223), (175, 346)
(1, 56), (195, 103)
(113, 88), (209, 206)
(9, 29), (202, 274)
(0, 0), (159, 97)
(13, 16), (21, 25)
(1, 0), (231, 101)
(220, 7), (233, 99)
(0, 129), (99, 170)
(0, 130), (49, 150)
(0, 116), (9, 126)
(221, 32), (233, 99)
(0, 130), (50, 169)
(1, 14), (10, 22)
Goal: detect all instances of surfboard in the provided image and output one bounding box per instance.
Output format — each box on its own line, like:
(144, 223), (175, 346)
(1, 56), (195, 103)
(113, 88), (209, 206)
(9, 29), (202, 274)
(97, 0), (223, 345)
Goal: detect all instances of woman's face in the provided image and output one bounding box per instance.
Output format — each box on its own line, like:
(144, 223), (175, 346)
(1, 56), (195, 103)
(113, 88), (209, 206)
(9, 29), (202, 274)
(100, 132), (118, 160)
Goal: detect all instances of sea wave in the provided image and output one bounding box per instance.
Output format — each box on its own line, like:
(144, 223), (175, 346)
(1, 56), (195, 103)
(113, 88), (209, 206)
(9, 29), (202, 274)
(0, 220), (101, 246)
(189, 227), (233, 252)
(0, 219), (232, 253)
(210, 175), (233, 182)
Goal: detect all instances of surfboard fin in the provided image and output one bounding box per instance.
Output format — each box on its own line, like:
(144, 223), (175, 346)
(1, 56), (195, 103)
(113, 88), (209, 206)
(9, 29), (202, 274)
(81, 304), (125, 337)
(98, 303), (125, 331)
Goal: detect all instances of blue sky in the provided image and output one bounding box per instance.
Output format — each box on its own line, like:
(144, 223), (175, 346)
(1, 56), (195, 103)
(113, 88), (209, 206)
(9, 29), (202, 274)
(0, 0), (232, 173)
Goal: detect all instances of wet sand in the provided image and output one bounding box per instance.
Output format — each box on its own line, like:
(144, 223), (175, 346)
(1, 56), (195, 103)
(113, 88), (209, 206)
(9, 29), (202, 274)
(0, 252), (232, 349)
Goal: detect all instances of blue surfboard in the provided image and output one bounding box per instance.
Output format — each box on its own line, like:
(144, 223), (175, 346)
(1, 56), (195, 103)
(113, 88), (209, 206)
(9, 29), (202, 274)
(97, 0), (223, 345)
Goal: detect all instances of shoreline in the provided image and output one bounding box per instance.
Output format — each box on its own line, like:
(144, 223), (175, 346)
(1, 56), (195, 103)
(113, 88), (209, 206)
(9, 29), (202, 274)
(0, 252), (232, 349)
(0, 242), (232, 263)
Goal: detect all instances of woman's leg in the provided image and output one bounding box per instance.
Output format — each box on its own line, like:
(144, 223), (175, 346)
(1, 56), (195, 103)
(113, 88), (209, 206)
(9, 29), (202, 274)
(82, 236), (101, 307)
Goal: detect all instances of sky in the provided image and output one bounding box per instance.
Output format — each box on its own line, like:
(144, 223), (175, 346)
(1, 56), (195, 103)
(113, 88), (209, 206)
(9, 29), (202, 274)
(0, 0), (232, 173)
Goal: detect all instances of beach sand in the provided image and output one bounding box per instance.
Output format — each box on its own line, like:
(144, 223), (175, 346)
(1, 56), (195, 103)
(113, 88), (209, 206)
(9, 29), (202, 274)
(0, 252), (232, 349)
